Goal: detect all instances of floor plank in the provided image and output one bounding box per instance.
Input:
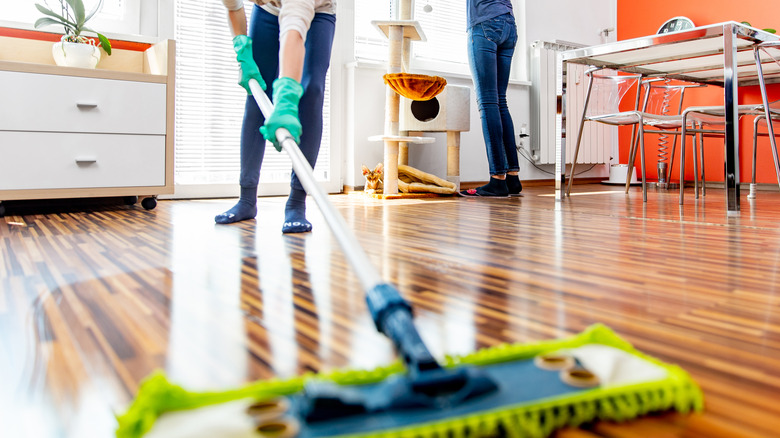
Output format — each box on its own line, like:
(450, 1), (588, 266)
(1, 184), (779, 437)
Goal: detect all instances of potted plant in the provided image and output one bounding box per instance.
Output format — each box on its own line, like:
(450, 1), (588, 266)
(34, 0), (113, 69)
(741, 21), (777, 34)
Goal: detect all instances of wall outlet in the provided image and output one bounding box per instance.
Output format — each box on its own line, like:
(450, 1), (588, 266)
(518, 124), (530, 149)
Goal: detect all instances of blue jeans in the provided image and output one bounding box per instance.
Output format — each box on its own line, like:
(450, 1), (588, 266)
(468, 13), (519, 176)
(239, 6), (336, 191)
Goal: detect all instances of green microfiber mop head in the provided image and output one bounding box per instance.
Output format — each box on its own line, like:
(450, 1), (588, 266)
(116, 324), (703, 438)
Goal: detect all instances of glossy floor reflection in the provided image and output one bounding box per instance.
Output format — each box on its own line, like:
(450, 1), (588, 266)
(1, 184), (779, 437)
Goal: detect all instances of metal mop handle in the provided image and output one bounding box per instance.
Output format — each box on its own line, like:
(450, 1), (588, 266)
(248, 79), (439, 373)
(249, 79), (382, 291)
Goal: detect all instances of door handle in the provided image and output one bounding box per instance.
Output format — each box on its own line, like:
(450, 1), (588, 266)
(76, 102), (98, 109)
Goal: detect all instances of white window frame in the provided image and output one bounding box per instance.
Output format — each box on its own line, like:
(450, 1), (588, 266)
(170, 1), (341, 199)
(353, 0), (527, 82)
(0, 0), (151, 38)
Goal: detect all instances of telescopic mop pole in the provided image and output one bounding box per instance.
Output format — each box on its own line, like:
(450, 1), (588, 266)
(247, 78), (439, 374)
(248, 79), (381, 291)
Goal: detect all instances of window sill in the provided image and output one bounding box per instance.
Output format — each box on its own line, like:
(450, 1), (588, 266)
(0, 20), (160, 44)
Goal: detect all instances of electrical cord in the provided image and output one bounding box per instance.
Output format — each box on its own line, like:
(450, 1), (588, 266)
(516, 143), (597, 176)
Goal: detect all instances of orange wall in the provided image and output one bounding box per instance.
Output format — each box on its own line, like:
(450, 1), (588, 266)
(617, 1), (780, 183)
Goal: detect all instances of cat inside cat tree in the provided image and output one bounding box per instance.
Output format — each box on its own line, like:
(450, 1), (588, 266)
(361, 162), (456, 196)
(362, 163), (384, 194)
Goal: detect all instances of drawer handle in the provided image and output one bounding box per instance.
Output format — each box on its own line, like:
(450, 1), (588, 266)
(75, 156), (97, 164)
(76, 102), (99, 109)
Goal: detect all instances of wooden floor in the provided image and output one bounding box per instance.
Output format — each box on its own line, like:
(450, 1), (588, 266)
(1, 183), (779, 438)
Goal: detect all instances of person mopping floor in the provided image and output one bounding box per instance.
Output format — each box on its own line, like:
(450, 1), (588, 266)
(214, 0), (335, 232)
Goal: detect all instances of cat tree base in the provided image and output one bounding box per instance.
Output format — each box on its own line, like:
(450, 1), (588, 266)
(368, 135), (435, 196)
(358, 192), (441, 200)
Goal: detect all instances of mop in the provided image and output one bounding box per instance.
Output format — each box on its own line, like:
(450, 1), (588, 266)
(115, 80), (703, 438)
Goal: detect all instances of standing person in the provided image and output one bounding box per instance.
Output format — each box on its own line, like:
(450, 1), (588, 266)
(460, 0), (522, 197)
(216, 0), (336, 233)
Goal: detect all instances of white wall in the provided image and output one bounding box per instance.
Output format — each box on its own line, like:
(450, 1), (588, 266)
(519, 0), (618, 182)
(342, 0), (617, 188)
(525, 0), (617, 47)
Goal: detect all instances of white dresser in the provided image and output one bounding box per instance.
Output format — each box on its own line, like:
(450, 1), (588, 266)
(0, 36), (174, 215)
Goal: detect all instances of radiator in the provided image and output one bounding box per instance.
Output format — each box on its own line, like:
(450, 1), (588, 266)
(530, 40), (613, 165)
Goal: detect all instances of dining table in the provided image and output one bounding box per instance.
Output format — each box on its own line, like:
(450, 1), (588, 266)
(556, 21), (780, 214)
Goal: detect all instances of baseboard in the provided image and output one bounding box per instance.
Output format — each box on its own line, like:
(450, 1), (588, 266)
(345, 179), (780, 193)
(344, 178), (607, 193)
(698, 181), (779, 191)
(462, 177), (606, 190)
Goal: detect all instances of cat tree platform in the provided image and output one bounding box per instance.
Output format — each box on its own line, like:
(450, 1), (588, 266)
(372, 21), (426, 42)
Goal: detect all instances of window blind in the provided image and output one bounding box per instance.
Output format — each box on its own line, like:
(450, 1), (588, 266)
(411, 1), (468, 73)
(353, 0), (394, 62)
(353, 0), (466, 72)
(353, 1), (525, 80)
(173, 1), (330, 190)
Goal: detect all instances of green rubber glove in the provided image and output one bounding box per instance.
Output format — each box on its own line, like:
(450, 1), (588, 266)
(260, 77), (304, 152)
(233, 35), (266, 94)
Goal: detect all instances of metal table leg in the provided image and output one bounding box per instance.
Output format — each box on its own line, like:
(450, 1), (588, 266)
(724, 23), (741, 215)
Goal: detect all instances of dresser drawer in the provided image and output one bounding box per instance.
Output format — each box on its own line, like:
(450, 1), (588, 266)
(0, 131), (165, 190)
(0, 70), (166, 135)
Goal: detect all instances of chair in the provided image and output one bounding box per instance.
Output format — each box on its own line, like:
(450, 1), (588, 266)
(678, 104), (779, 203)
(753, 41), (780, 197)
(625, 79), (706, 192)
(567, 69), (702, 202)
(749, 114), (780, 198)
(567, 68), (642, 197)
(675, 40), (780, 204)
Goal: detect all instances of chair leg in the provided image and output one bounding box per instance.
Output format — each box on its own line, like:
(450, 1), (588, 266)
(754, 45), (780, 193)
(679, 122), (687, 205)
(566, 74), (596, 198)
(698, 128), (706, 198)
(750, 116), (760, 199)
(668, 134), (678, 185)
(693, 123), (699, 199)
(767, 117), (780, 192)
(625, 125), (640, 195)
(640, 125), (647, 202)
(566, 149), (580, 197)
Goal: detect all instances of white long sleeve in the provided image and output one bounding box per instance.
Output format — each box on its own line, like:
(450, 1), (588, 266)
(221, 0), (336, 43)
(277, 0), (316, 42)
(221, 0), (244, 11)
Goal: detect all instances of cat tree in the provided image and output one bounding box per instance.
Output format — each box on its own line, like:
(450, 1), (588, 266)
(368, 0), (464, 196)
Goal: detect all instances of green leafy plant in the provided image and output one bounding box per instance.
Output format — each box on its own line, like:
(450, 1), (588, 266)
(34, 0), (112, 55)
(741, 21), (776, 34)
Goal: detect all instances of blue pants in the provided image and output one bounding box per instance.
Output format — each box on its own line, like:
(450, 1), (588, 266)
(468, 13), (519, 176)
(239, 6), (336, 191)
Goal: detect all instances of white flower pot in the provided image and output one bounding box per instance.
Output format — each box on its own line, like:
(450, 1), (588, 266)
(52, 41), (101, 69)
